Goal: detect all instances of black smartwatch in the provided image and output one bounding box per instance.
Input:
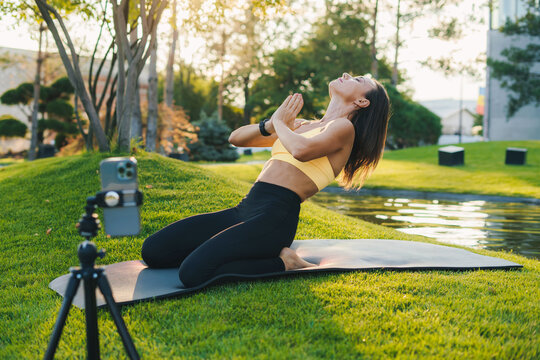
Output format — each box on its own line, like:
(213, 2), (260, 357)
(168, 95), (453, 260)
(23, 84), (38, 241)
(259, 118), (271, 136)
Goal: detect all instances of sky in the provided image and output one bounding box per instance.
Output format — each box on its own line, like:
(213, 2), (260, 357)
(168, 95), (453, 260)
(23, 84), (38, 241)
(0, 1), (488, 103)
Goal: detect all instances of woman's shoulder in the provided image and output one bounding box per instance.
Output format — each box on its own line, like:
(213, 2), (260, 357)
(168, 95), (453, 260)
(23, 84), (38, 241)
(322, 117), (354, 131)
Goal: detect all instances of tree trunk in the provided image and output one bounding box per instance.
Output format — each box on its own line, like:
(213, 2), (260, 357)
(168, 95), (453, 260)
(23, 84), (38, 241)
(165, 0), (178, 107)
(243, 74), (251, 125)
(130, 81), (142, 142)
(371, 0), (379, 78)
(28, 23), (45, 161)
(129, 26), (142, 143)
(217, 30), (227, 121)
(73, 94), (91, 151)
(217, 75), (224, 121)
(112, 0), (167, 152)
(118, 68), (139, 151)
(35, 0), (110, 152)
(392, 0), (401, 85)
(146, 39), (158, 152)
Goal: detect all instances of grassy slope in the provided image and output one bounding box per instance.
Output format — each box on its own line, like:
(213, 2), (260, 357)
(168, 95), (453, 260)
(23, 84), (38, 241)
(218, 140), (540, 198)
(0, 152), (539, 359)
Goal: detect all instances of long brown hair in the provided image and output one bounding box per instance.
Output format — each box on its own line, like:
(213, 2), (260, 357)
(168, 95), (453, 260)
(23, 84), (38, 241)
(336, 79), (390, 191)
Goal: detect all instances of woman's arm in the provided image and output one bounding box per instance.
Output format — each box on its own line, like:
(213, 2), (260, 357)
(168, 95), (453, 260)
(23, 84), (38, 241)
(273, 94), (354, 162)
(228, 118), (305, 147)
(228, 120), (278, 147)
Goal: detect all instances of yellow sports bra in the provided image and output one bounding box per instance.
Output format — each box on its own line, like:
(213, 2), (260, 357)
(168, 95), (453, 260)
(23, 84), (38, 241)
(270, 121), (336, 191)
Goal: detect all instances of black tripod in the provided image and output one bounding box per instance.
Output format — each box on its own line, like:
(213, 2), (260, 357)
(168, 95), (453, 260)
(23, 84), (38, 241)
(44, 197), (140, 360)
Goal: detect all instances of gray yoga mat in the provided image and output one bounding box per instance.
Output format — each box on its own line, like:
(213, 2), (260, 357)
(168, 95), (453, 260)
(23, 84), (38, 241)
(49, 239), (523, 309)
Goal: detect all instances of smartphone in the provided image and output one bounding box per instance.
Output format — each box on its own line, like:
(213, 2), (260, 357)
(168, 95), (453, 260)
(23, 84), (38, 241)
(99, 157), (141, 236)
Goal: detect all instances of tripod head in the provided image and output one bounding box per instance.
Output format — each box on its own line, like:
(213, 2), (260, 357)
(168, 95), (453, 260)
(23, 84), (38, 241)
(77, 197), (100, 240)
(78, 241), (105, 269)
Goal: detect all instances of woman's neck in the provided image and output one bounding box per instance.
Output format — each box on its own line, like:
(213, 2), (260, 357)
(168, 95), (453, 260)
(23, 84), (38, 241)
(319, 98), (354, 123)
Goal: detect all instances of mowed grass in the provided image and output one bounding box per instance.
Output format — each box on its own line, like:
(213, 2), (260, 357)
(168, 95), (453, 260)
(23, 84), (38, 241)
(0, 152), (539, 359)
(215, 140), (540, 198)
(0, 158), (24, 166)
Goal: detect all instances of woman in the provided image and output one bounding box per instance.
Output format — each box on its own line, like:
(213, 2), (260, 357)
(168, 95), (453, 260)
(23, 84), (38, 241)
(141, 72), (390, 288)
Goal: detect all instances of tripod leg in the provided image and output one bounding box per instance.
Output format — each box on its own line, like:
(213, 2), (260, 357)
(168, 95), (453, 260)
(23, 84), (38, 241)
(97, 274), (140, 360)
(44, 274), (81, 360)
(84, 274), (100, 360)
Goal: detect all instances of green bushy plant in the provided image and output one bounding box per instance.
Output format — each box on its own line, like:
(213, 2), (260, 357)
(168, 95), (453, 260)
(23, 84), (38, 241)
(187, 111), (239, 162)
(0, 116), (27, 138)
(384, 83), (442, 149)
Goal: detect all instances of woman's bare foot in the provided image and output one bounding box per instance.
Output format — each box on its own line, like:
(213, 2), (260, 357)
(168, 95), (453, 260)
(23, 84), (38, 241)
(279, 247), (317, 271)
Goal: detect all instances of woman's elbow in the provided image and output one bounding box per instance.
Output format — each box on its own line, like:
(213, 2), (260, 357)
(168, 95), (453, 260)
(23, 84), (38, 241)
(228, 133), (235, 145)
(292, 148), (310, 162)
(228, 132), (241, 146)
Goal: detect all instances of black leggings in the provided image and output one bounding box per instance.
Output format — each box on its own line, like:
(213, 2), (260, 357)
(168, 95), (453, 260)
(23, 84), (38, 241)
(141, 181), (301, 288)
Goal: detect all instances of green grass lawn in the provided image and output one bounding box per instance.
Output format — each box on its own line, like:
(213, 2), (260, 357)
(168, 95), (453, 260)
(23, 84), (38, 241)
(0, 158), (24, 166)
(212, 140), (540, 198)
(1, 152), (539, 359)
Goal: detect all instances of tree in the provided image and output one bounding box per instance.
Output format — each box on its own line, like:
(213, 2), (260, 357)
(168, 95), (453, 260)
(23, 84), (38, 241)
(0, 83), (33, 118)
(227, 1), (287, 125)
(390, 0), (464, 85)
(165, 62), (215, 122)
(371, 0), (379, 78)
(157, 103), (197, 154)
(28, 22), (46, 160)
(146, 37), (158, 152)
(0, 116), (27, 138)
(34, 0), (110, 151)
(419, 1), (487, 79)
(189, 0), (287, 122)
(39, 77), (78, 149)
(164, 0), (178, 108)
(384, 82), (442, 148)
(187, 111), (239, 162)
(487, 0), (540, 117)
(0, 4), (49, 159)
(110, 0), (167, 151)
(1, 76), (77, 151)
(249, 2), (392, 120)
(30, 0), (167, 153)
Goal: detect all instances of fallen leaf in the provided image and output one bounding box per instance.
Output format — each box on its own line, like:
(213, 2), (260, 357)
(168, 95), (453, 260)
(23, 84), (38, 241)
(145, 184), (153, 189)
(46, 228), (52, 235)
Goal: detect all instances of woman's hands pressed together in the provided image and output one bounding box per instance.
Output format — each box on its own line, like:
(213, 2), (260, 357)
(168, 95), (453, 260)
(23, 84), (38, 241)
(271, 93), (304, 129)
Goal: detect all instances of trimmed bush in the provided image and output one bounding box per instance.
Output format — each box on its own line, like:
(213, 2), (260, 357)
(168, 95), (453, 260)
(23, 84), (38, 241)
(187, 111), (239, 162)
(0, 116), (27, 138)
(38, 118), (78, 134)
(46, 99), (73, 120)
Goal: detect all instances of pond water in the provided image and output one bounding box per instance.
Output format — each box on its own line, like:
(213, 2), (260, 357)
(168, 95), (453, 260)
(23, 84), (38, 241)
(310, 190), (540, 260)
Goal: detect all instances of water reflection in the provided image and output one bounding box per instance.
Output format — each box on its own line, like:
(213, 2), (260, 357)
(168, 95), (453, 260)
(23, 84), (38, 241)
(310, 192), (540, 260)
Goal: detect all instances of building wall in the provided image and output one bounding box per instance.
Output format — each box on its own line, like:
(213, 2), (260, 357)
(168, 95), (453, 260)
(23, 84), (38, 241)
(485, 30), (540, 140)
(441, 109), (475, 136)
(0, 48), (38, 126)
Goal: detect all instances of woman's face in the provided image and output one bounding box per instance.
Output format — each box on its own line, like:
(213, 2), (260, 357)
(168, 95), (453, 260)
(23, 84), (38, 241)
(329, 72), (377, 103)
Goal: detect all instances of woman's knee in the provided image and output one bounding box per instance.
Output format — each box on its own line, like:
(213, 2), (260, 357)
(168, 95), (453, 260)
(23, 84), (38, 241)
(141, 235), (162, 268)
(178, 257), (206, 288)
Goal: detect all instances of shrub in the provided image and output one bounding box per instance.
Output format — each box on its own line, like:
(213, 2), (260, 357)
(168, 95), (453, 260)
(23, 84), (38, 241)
(46, 99), (73, 120)
(0, 116), (27, 138)
(384, 83), (442, 149)
(187, 111), (239, 162)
